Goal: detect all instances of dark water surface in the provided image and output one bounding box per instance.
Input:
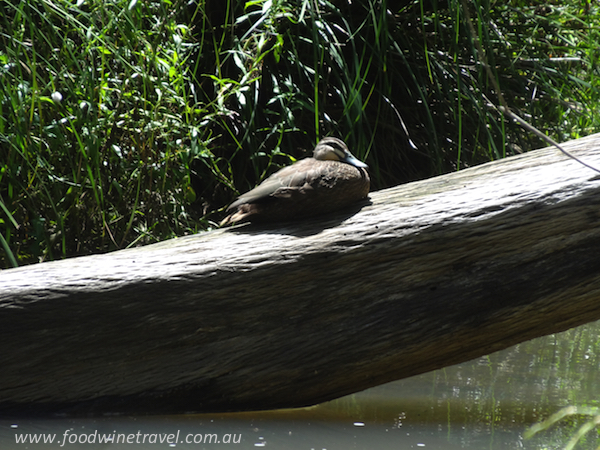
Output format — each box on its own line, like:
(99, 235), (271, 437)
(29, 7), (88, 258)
(2, 320), (600, 449)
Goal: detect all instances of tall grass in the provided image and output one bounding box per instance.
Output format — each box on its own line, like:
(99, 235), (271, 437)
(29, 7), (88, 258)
(1, 0), (206, 266)
(1, 0), (599, 267)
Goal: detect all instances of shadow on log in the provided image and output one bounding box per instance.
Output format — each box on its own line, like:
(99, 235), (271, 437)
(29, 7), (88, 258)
(2, 133), (600, 416)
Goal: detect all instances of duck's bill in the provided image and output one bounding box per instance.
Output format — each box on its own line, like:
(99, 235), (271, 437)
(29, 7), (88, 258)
(342, 153), (368, 169)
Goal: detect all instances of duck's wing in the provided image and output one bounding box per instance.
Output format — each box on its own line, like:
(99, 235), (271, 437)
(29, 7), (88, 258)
(221, 159), (369, 226)
(227, 160), (314, 210)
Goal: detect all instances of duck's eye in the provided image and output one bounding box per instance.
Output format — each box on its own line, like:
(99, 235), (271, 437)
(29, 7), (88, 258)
(333, 148), (348, 160)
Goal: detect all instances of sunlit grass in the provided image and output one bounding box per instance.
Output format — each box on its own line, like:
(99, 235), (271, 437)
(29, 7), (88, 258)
(0, 0), (210, 266)
(1, 0), (599, 267)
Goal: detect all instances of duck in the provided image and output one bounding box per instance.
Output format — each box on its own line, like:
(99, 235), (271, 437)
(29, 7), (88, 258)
(220, 137), (370, 226)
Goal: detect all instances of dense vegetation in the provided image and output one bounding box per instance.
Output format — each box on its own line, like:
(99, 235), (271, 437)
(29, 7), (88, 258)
(1, 0), (599, 267)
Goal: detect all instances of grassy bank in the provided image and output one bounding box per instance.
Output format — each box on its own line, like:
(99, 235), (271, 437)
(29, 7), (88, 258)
(1, 0), (599, 267)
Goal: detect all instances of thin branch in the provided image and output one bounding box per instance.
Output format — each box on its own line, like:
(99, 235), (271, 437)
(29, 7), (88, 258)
(460, 0), (600, 175)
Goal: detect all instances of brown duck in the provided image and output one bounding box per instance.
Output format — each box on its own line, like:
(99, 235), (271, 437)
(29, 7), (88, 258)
(220, 137), (370, 226)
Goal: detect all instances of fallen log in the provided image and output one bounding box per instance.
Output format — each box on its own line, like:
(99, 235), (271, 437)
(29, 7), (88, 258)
(2, 133), (600, 416)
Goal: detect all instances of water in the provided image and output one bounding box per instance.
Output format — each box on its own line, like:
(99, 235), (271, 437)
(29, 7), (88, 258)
(2, 321), (600, 449)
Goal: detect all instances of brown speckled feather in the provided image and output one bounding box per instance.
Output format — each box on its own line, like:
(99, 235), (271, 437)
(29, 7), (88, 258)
(221, 138), (370, 225)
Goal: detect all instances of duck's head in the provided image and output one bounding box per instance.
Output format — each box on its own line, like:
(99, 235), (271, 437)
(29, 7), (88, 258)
(313, 137), (368, 169)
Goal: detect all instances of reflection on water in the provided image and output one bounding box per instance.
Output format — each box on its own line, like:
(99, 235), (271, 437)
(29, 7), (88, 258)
(2, 320), (600, 449)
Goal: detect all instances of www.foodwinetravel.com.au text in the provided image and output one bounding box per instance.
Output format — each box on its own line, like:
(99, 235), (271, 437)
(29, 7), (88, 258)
(14, 429), (242, 446)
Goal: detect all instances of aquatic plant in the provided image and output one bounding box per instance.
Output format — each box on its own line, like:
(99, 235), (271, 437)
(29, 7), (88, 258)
(525, 405), (600, 450)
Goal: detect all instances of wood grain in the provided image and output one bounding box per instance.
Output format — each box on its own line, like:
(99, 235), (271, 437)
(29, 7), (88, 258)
(2, 133), (600, 415)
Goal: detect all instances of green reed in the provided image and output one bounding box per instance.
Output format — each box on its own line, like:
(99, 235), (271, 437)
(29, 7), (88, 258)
(1, 0), (599, 267)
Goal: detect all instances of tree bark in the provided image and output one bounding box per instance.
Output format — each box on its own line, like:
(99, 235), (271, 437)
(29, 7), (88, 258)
(2, 133), (600, 416)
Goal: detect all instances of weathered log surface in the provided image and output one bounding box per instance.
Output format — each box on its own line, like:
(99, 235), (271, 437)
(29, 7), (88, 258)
(2, 133), (600, 416)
